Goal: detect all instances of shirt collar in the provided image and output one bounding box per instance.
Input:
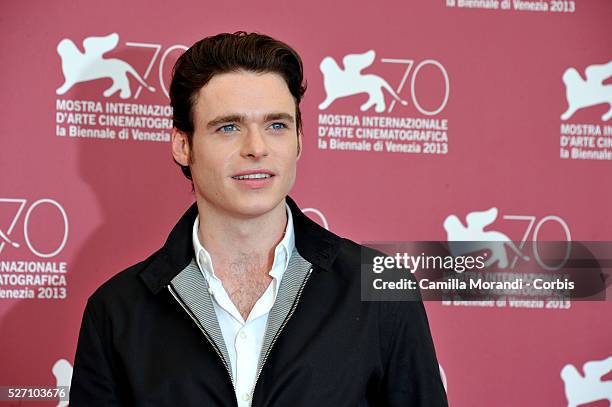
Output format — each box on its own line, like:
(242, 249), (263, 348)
(139, 195), (342, 295)
(192, 202), (295, 281)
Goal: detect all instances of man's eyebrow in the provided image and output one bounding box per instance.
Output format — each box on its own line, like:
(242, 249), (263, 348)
(206, 112), (295, 129)
(206, 114), (245, 129)
(263, 112), (295, 123)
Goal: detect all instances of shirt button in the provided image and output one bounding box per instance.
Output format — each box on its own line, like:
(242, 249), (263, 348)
(242, 392), (251, 401)
(207, 287), (214, 295)
(239, 331), (247, 340)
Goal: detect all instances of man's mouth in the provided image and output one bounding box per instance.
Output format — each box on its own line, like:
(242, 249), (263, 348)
(231, 169), (276, 180)
(231, 173), (274, 180)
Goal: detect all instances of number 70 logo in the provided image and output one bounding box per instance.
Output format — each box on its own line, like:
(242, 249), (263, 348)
(0, 198), (69, 258)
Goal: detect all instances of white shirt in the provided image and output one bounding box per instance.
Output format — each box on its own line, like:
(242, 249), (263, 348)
(192, 203), (295, 407)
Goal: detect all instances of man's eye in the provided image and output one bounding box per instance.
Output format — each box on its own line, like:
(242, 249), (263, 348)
(270, 122), (287, 130)
(218, 124), (238, 133)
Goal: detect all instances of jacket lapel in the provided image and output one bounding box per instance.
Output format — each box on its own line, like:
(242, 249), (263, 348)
(168, 246), (314, 379)
(257, 246), (312, 373)
(169, 258), (232, 374)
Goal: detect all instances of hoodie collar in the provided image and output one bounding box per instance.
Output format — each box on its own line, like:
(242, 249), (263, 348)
(139, 195), (341, 294)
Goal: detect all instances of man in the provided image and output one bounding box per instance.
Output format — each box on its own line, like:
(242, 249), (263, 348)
(70, 31), (448, 406)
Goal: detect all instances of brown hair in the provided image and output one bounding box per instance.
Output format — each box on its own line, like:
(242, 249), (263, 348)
(170, 31), (307, 180)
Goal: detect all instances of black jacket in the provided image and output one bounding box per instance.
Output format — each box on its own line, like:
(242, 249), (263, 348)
(70, 195), (448, 406)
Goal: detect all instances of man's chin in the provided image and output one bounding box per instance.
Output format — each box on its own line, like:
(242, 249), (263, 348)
(227, 194), (285, 218)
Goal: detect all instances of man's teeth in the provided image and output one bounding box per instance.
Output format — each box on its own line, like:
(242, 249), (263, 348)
(233, 173), (272, 180)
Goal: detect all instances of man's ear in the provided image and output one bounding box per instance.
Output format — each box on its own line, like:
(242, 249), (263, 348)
(296, 131), (303, 160)
(171, 128), (191, 166)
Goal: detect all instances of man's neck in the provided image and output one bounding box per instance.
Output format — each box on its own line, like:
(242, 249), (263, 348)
(195, 198), (288, 274)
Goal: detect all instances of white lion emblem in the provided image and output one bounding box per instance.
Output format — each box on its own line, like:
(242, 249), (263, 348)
(561, 61), (612, 121)
(561, 356), (612, 407)
(56, 33), (155, 99)
(318, 50), (407, 113)
(52, 358), (72, 407)
(444, 208), (529, 269)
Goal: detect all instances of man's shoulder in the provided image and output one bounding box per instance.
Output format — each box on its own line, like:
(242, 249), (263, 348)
(321, 234), (387, 284)
(334, 235), (386, 265)
(87, 248), (163, 308)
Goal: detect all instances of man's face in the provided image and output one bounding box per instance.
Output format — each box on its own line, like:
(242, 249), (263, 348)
(172, 70), (302, 218)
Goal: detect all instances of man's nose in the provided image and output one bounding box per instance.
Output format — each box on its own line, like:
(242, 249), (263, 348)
(241, 126), (269, 158)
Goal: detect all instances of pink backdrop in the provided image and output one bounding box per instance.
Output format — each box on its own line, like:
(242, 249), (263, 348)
(1, 1), (611, 405)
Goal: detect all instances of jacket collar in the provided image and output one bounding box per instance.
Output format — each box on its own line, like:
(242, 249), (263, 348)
(139, 195), (342, 294)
